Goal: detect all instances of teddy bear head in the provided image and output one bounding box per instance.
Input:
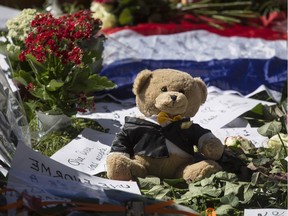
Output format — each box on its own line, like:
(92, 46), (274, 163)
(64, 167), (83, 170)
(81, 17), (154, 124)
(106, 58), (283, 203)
(132, 68), (207, 118)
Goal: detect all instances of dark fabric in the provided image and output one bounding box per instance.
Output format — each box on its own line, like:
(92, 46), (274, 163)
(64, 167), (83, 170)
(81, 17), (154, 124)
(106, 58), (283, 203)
(110, 117), (211, 158)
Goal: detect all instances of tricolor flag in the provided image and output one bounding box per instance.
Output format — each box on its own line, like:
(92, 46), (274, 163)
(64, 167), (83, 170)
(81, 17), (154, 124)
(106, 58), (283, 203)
(98, 22), (287, 102)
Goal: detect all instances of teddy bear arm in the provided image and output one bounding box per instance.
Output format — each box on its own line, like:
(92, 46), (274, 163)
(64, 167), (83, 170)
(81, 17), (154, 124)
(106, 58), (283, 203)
(106, 153), (147, 181)
(181, 160), (222, 182)
(199, 133), (224, 160)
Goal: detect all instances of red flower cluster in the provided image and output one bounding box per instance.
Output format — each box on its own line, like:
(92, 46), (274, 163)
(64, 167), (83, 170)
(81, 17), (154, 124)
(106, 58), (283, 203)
(77, 92), (96, 113)
(19, 10), (102, 65)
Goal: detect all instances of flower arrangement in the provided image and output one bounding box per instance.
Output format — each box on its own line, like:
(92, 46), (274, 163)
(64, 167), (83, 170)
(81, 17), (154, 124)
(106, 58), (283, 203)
(90, 0), (287, 29)
(90, 0), (173, 29)
(2, 9), (115, 120)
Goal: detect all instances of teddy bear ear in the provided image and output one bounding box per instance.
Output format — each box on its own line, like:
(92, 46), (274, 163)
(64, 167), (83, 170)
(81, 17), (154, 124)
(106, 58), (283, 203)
(194, 77), (208, 104)
(132, 69), (153, 95)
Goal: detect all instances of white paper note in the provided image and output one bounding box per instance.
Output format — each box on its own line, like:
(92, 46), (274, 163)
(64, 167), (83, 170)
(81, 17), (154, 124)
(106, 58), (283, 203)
(77, 102), (142, 134)
(51, 128), (113, 175)
(9, 142), (141, 195)
(193, 93), (274, 131)
(244, 209), (288, 216)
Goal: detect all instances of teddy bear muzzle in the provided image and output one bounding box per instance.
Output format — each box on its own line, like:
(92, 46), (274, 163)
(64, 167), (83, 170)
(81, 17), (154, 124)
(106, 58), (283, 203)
(155, 92), (188, 115)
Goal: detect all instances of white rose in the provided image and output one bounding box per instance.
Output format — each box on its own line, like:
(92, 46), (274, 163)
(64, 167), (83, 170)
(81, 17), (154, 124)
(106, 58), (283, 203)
(224, 136), (246, 147)
(267, 133), (288, 150)
(224, 135), (255, 152)
(90, 2), (116, 29)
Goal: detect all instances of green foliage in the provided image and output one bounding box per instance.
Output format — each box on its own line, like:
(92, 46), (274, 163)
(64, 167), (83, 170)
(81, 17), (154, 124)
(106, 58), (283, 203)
(31, 117), (106, 157)
(12, 38), (115, 119)
(136, 98), (287, 214)
(138, 170), (287, 215)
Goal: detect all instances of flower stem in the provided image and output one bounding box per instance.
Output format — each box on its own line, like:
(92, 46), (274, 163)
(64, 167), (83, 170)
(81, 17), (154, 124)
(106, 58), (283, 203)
(182, 2), (252, 11)
(277, 132), (288, 157)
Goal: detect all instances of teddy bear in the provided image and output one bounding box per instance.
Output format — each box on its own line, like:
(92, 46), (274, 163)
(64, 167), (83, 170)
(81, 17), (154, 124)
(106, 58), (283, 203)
(106, 68), (224, 182)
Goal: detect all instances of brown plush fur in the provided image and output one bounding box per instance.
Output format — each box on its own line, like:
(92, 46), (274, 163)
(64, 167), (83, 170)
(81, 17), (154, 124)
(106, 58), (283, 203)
(106, 69), (224, 182)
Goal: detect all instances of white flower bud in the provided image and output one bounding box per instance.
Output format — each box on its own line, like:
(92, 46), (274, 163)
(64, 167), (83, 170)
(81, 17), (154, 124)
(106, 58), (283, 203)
(90, 2), (117, 29)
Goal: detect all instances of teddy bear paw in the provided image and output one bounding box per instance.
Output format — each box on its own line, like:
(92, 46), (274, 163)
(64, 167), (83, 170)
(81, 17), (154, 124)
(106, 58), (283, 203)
(201, 139), (224, 160)
(182, 160), (222, 183)
(106, 154), (133, 181)
(130, 160), (147, 178)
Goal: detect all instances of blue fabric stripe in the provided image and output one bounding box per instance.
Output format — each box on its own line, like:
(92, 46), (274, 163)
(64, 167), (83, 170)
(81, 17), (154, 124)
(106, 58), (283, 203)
(97, 57), (287, 100)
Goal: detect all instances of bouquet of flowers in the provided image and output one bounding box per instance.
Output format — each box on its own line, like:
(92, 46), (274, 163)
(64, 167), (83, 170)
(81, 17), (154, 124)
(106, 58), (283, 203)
(90, 0), (173, 29)
(2, 9), (115, 120)
(90, 0), (287, 29)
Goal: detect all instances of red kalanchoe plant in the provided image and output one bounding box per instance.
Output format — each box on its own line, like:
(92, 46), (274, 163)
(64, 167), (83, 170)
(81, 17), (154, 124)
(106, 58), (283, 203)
(13, 10), (115, 119)
(19, 10), (101, 65)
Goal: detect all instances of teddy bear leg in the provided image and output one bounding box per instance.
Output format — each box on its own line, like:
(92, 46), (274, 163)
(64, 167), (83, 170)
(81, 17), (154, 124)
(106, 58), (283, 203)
(106, 153), (147, 181)
(179, 160), (222, 183)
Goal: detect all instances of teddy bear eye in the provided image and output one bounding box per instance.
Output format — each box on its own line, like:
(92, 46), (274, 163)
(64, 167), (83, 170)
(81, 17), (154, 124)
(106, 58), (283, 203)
(179, 89), (185, 94)
(161, 86), (167, 92)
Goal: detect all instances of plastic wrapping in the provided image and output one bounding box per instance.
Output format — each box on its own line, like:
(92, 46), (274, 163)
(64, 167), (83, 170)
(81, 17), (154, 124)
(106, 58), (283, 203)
(0, 67), (30, 169)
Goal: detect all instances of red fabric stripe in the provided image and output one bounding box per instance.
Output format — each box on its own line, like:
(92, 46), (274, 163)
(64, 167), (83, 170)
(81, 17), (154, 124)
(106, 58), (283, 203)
(103, 13), (287, 40)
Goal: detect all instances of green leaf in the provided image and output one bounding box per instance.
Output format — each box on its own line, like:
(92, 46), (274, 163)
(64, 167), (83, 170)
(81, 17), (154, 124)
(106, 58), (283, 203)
(252, 157), (271, 166)
(200, 177), (214, 186)
(146, 185), (170, 199)
(250, 172), (260, 186)
(138, 177), (160, 190)
(242, 184), (254, 204)
(155, 188), (171, 200)
(12, 70), (35, 86)
(224, 182), (243, 196)
(215, 204), (236, 215)
(70, 72), (115, 93)
(187, 185), (205, 197)
(163, 178), (186, 187)
(189, 184), (222, 197)
(257, 120), (282, 137)
(26, 54), (47, 74)
(46, 79), (64, 91)
(220, 193), (239, 207)
(214, 171), (238, 182)
(119, 8), (134, 25)
(203, 185), (223, 197)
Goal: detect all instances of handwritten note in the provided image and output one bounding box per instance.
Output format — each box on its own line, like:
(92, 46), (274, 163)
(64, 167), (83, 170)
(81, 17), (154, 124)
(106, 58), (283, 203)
(8, 142), (141, 195)
(193, 93), (275, 131)
(51, 128), (113, 175)
(77, 102), (142, 134)
(244, 209), (288, 216)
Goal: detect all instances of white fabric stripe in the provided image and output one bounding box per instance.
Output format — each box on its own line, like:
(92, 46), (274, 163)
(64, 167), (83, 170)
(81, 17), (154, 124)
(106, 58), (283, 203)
(103, 29), (287, 65)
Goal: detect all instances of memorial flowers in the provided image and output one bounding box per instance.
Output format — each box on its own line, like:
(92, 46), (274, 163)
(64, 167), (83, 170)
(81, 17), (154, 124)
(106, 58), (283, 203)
(90, 0), (173, 29)
(90, 0), (286, 29)
(4, 9), (115, 120)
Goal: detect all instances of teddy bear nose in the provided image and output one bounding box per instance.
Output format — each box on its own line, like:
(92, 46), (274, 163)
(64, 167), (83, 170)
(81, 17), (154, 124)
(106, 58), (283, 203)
(170, 95), (177, 101)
